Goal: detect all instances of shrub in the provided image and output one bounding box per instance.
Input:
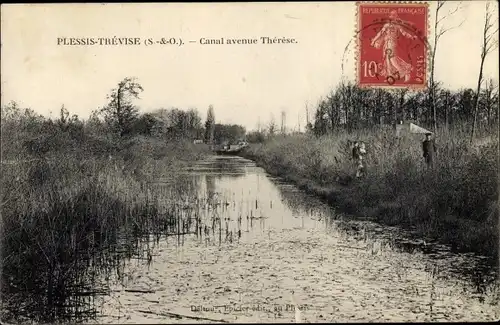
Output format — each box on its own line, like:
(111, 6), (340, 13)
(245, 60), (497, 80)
(242, 130), (498, 256)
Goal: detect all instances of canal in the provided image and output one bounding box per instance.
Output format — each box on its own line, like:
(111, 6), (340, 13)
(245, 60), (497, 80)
(92, 155), (498, 323)
(1, 155), (498, 323)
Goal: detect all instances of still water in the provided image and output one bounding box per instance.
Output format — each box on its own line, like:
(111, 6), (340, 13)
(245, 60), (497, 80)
(91, 156), (498, 323)
(3, 156), (497, 323)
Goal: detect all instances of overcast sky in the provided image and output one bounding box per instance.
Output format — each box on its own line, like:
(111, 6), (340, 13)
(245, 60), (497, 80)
(1, 2), (499, 131)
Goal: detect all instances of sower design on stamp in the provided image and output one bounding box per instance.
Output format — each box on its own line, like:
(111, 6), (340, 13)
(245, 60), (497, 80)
(357, 2), (429, 89)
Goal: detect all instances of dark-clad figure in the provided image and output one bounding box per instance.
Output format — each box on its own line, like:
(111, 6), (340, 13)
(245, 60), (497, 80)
(422, 133), (437, 167)
(352, 141), (360, 161)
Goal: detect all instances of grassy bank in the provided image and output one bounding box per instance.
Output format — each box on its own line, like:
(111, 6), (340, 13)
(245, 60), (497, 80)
(241, 131), (498, 258)
(0, 131), (210, 322)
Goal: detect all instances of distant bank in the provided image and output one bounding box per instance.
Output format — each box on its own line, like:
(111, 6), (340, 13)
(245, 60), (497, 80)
(238, 134), (498, 260)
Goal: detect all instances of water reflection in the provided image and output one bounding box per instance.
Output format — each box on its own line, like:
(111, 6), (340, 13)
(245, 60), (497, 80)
(1, 170), (202, 323)
(2, 155), (498, 323)
(179, 157), (498, 292)
(178, 157), (498, 297)
(0, 213), (144, 323)
(272, 175), (498, 295)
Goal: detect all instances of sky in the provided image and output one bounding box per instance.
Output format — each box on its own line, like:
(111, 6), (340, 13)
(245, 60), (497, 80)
(1, 1), (499, 131)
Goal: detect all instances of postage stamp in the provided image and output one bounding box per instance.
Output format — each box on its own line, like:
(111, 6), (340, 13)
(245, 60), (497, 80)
(356, 2), (429, 89)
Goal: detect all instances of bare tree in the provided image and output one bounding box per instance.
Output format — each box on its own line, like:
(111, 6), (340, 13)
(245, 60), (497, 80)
(482, 79), (499, 126)
(305, 101), (310, 127)
(429, 0), (465, 134)
(324, 92), (340, 132)
(472, 2), (499, 141)
(396, 88), (408, 123)
(267, 114), (277, 136)
(280, 110), (287, 134)
(339, 82), (354, 131)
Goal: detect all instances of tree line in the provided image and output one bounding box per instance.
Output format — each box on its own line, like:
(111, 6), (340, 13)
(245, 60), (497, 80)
(95, 77), (245, 143)
(1, 77), (247, 158)
(244, 2), (498, 140)
(309, 1), (499, 138)
(310, 79), (498, 137)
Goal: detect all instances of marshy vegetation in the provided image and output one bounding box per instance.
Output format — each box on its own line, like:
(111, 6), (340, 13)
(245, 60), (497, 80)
(242, 81), (499, 258)
(0, 77), (242, 323)
(94, 157), (500, 323)
(1, 75), (498, 322)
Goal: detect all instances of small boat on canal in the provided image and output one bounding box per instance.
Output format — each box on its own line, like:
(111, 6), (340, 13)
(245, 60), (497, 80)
(213, 141), (249, 155)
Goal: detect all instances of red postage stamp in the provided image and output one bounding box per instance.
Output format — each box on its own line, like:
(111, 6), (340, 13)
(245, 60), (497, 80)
(357, 2), (429, 89)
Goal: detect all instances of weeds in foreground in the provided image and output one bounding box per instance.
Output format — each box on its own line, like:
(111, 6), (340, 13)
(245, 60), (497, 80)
(0, 134), (210, 323)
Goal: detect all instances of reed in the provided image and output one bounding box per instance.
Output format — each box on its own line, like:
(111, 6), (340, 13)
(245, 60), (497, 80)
(241, 129), (498, 257)
(0, 135), (210, 323)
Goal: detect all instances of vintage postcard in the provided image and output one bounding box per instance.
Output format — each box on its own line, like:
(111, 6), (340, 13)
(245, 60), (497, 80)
(1, 1), (499, 324)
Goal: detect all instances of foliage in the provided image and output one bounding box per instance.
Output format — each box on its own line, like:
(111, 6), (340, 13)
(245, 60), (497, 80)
(204, 105), (215, 144)
(213, 123), (246, 144)
(0, 89), (214, 322)
(243, 129), (498, 256)
(100, 77), (144, 137)
(268, 114), (277, 136)
(246, 131), (266, 143)
(310, 81), (498, 136)
(150, 107), (203, 139)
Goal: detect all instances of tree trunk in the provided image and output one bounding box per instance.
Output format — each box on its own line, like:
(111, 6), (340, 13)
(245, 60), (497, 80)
(487, 96), (491, 126)
(471, 54), (486, 142)
(330, 105), (336, 133)
(445, 91), (449, 129)
(399, 90), (406, 123)
(432, 87), (438, 134)
(430, 5), (439, 135)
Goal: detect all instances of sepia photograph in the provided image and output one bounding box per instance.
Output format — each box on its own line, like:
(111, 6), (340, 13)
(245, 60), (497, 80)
(1, 1), (499, 323)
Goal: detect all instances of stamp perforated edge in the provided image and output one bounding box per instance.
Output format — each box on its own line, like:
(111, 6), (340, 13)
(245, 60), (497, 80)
(354, 1), (431, 92)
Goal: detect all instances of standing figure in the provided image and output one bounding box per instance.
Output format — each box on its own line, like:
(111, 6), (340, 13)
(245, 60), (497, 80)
(352, 141), (360, 161)
(352, 141), (367, 178)
(422, 133), (437, 168)
(356, 142), (367, 178)
(370, 10), (418, 82)
(352, 141), (360, 177)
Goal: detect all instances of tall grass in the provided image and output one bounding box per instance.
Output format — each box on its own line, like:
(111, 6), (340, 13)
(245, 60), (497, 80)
(242, 129), (498, 257)
(0, 131), (210, 322)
